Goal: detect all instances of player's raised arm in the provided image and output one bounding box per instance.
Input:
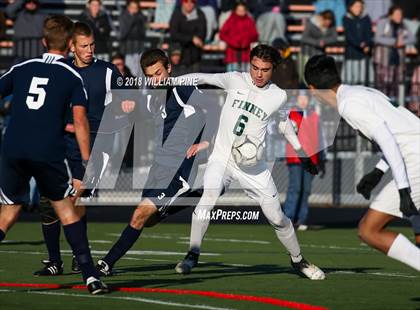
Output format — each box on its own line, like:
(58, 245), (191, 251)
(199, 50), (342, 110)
(179, 72), (231, 89)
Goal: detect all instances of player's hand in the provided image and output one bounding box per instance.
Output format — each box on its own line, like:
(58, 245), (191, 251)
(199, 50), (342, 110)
(356, 168), (384, 200)
(297, 149), (318, 175)
(399, 188), (419, 217)
(318, 160), (326, 178)
(186, 141), (209, 159)
(121, 100), (135, 114)
(192, 36), (204, 48)
(65, 123), (75, 133)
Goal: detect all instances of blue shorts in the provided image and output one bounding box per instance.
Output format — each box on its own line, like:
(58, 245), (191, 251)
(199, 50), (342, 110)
(142, 158), (198, 218)
(0, 155), (75, 204)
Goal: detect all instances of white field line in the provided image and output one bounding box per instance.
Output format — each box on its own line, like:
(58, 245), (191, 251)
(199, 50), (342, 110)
(107, 233), (270, 245)
(0, 289), (235, 310)
(62, 250), (221, 257)
(300, 244), (374, 252)
(329, 270), (417, 279)
(89, 240), (113, 244)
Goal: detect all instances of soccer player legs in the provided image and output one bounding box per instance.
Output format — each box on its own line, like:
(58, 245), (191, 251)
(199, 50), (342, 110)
(97, 49), (209, 275)
(176, 45), (325, 280)
(304, 55), (420, 271)
(0, 15), (108, 293)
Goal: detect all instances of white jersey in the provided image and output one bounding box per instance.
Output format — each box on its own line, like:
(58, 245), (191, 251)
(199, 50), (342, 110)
(337, 84), (420, 191)
(183, 71), (287, 162)
(337, 85), (420, 157)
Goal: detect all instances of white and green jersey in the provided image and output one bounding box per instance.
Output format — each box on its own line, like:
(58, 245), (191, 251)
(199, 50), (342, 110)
(182, 71), (287, 162)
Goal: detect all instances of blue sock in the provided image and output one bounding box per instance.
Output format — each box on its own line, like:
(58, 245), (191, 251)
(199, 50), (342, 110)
(63, 220), (97, 282)
(0, 229), (5, 242)
(103, 225), (142, 268)
(42, 221), (62, 264)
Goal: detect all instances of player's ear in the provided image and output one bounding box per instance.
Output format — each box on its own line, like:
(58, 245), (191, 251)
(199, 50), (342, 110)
(41, 38), (48, 49)
(167, 63), (172, 75)
(69, 39), (75, 53)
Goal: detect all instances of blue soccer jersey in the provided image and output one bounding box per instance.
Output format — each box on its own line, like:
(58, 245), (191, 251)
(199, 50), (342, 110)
(0, 53), (87, 161)
(66, 57), (128, 134)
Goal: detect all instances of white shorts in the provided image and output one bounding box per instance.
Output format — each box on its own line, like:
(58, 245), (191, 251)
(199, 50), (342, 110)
(202, 158), (278, 205)
(370, 153), (420, 218)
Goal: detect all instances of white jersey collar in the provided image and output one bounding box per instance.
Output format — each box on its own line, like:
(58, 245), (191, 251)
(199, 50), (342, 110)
(42, 53), (64, 61)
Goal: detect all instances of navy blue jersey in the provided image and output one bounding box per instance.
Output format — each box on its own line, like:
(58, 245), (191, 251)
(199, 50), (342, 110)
(147, 86), (206, 167)
(66, 58), (128, 133)
(0, 53), (87, 161)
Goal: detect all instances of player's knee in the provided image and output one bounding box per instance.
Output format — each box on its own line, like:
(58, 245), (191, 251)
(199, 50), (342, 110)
(130, 204), (157, 229)
(39, 198), (59, 224)
(358, 220), (375, 244)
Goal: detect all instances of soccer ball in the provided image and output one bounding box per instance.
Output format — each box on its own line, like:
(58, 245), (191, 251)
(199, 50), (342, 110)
(232, 135), (264, 167)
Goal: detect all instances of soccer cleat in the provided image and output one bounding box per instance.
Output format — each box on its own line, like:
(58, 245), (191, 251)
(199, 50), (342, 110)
(175, 251), (199, 275)
(33, 260), (64, 276)
(86, 277), (109, 295)
(291, 258), (325, 280)
(96, 259), (113, 276)
(71, 255), (81, 274)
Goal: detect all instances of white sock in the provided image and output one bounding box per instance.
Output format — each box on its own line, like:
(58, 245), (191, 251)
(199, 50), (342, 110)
(189, 205), (212, 254)
(273, 216), (302, 258)
(387, 234), (420, 271)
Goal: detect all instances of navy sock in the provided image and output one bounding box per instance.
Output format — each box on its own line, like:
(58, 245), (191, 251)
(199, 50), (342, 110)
(63, 220), (97, 282)
(0, 229), (5, 242)
(103, 225), (142, 268)
(42, 221), (62, 264)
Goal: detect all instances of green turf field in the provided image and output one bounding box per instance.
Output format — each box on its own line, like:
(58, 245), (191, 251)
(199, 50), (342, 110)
(0, 222), (418, 310)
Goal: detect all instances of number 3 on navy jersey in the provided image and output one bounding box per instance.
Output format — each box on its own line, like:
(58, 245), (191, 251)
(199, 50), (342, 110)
(26, 77), (49, 110)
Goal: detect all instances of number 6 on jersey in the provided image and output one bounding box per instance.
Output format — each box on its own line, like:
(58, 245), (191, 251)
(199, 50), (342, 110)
(233, 114), (249, 136)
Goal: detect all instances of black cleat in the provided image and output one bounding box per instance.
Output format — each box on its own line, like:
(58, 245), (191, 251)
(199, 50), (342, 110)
(96, 259), (113, 276)
(33, 260), (63, 276)
(291, 257), (325, 280)
(86, 277), (109, 295)
(71, 255), (81, 274)
(175, 251), (199, 275)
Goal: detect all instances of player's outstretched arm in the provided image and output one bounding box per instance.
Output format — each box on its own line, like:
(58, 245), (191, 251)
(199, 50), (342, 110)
(179, 73), (230, 89)
(73, 106), (90, 162)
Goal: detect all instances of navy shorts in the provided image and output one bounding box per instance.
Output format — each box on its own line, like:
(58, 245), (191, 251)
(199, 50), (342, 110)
(142, 158), (197, 218)
(0, 155), (75, 204)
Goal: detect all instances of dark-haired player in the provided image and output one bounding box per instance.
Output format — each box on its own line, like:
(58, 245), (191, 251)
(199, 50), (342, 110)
(175, 44), (325, 280)
(96, 48), (210, 275)
(0, 15), (108, 294)
(304, 54), (420, 271)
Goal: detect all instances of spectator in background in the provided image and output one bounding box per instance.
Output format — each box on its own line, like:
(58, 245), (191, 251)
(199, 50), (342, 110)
(299, 10), (337, 82)
(314, 0), (345, 27)
(342, 0), (374, 85)
(408, 27), (420, 116)
(0, 10), (7, 41)
(283, 92), (326, 231)
(111, 53), (134, 78)
(169, 0), (206, 72)
(364, 0), (390, 24)
(119, 0), (145, 78)
(249, 0), (287, 44)
(168, 43), (183, 76)
(197, 0), (218, 43)
(155, 0), (177, 24)
(271, 38), (299, 89)
(374, 5), (415, 104)
(5, 0), (45, 62)
(79, 0), (112, 60)
(219, 0), (235, 29)
(219, 1), (258, 72)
